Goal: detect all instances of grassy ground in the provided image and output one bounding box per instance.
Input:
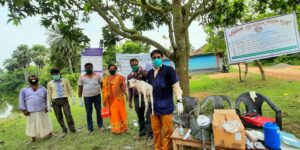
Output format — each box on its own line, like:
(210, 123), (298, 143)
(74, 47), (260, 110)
(1, 72), (300, 149)
(190, 73), (300, 137)
(0, 101), (150, 150)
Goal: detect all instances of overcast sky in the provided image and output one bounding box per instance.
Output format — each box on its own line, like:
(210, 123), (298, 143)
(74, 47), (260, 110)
(0, 6), (207, 69)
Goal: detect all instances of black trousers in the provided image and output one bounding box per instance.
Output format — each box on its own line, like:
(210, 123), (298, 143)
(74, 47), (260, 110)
(133, 97), (153, 138)
(52, 97), (76, 133)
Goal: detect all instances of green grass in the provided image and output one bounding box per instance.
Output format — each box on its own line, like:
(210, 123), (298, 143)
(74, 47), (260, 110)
(190, 73), (300, 137)
(0, 103), (151, 150)
(1, 73), (300, 149)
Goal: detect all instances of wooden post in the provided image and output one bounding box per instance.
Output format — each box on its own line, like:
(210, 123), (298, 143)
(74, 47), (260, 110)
(255, 60), (265, 80)
(244, 63), (248, 80)
(238, 63), (243, 82)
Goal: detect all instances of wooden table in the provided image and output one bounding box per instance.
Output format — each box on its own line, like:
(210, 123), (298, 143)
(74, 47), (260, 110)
(171, 128), (211, 150)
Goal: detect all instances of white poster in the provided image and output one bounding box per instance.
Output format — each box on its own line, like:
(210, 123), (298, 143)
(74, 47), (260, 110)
(116, 53), (153, 76)
(225, 13), (300, 64)
(81, 48), (103, 75)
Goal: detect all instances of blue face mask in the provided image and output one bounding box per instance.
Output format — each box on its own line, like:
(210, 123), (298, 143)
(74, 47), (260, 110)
(152, 58), (162, 68)
(52, 75), (61, 81)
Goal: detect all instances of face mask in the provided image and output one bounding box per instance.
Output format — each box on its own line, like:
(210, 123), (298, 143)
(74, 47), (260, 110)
(52, 75), (61, 81)
(109, 70), (116, 75)
(131, 64), (139, 72)
(152, 58), (163, 68)
(85, 68), (93, 74)
(29, 79), (39, 85)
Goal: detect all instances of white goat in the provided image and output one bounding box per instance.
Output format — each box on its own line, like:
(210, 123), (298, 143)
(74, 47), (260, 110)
(128, 79), (154, 117)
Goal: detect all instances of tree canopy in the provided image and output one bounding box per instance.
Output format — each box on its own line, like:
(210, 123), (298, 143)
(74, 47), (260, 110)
(103, 40), (150, 66)
(1, 0), (218, 95)
(1, 0), (298, 95)
(203, 0), (299, 54)
(47, 29), (82, 73)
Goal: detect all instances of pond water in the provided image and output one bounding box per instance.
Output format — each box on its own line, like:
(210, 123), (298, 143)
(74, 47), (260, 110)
(0, 102), (13, 119)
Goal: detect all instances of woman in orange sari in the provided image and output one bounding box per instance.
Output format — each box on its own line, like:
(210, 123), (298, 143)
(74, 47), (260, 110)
(103, 64), (128, 134)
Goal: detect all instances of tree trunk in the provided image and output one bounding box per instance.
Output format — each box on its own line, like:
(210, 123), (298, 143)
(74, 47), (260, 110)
(22, 68), (29, 82)
(36, 65), (41, 76)
(36, 66), (39, 76)
(67, 57), (74, 74)
(171, 0), (190, 96)
(173, 51), (190, 97)
(255, 60), (265, 80)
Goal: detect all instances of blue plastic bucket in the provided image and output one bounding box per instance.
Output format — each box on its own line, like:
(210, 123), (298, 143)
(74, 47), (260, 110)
(263, 122), (281, 149)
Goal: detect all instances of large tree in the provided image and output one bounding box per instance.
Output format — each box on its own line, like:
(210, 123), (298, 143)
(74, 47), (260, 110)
(30, 45), (49, 75)
(3, 58), (19, 72)
(9, 45), (32, 80)
(102, 40), (150, 65)
(1, 0), (226, 96)
(122, 41), (150, 54)
(47, 29), (82, 73)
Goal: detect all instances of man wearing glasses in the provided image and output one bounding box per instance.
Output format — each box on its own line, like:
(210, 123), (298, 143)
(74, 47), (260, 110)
(147, 50), (184, 150)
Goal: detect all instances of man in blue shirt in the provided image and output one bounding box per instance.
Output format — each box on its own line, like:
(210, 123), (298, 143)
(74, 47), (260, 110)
(19, 75), (53, 143)
(147, 50), (184, 150)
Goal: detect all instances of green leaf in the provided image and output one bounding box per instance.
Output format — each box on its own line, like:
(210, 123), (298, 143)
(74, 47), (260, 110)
(83, 2), (91, 13)
(13, 0), (24, 8)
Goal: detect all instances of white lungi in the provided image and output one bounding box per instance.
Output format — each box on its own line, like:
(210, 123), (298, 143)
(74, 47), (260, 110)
(26, 111), (53, 138)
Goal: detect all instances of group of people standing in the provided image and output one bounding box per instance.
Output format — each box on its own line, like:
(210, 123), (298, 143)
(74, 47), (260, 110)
(18, 49), (184, 150)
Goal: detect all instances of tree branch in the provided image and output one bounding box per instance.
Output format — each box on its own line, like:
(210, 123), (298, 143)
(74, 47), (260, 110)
(123, 0), (173, 25)
(167, 20), (177, 50)
(172, 0), (185, 51)
(89, 0), (173, 58)
(187, 0), (216, 26)
(123, 0), (168, 15)
(141, 0), (164, 13)
(108, 6), (139, 34)
(130, 34), (172, 58)
(184, 0), (195, 10)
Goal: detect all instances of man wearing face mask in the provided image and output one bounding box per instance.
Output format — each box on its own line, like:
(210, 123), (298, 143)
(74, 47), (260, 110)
(147, 50), (184, 150)
(47, 68), (76, 136)
(127, 58), (153, 145)
(102, 64), (128, 134)
(78, 63), (104, 134)
(19, 75), (53, 143)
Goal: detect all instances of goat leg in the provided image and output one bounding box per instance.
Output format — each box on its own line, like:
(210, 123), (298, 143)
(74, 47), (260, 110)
(144, 94), (148, 118)
(139, 93), (142, 108)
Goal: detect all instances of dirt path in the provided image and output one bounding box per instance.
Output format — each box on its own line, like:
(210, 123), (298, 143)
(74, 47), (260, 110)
(190, 92), (212, 100)
(210, 64), (300, 81)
